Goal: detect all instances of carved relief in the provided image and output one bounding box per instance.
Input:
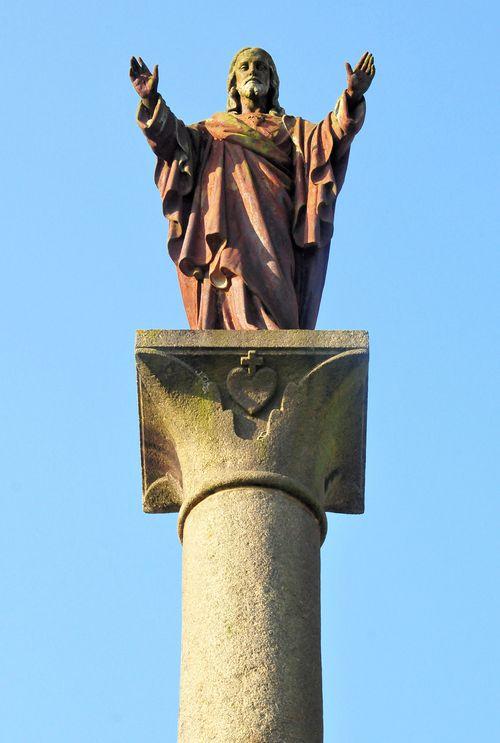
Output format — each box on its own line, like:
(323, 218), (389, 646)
(226, 351), (278, 415)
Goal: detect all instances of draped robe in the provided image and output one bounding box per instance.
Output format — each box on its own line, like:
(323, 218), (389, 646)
(137, 92), (365, 329)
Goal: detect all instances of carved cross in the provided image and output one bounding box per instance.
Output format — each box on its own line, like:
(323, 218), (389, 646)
(240, 350), (264, 376)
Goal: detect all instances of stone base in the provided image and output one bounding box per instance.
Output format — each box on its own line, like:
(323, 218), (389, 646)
(135, 330), (369, 742)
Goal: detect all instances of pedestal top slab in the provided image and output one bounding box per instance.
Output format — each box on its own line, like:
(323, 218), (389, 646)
(136, 329), (368, 351)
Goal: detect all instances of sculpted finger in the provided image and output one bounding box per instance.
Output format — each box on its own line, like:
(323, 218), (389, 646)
(153, 64), (159, 84)
(361, 53), (373, 72)
(354, 51), (369, 72)
(345, 61), (353, 77)
(130, 56), (140, 76)
(138, 56), (151, 74)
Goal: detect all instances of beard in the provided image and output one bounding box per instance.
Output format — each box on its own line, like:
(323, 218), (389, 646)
(240, 80), (268, 100)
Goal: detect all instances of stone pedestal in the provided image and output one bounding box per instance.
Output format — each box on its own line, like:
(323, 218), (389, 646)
(135, 330), (369, 742)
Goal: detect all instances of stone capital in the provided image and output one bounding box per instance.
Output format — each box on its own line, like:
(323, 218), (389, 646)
(135, 330), (369, 542)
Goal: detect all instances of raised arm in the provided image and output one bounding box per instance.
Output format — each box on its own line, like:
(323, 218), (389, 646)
(328, 51), (376, 160)
(129, 56), (201, 165)
(289, 51), (376, 318)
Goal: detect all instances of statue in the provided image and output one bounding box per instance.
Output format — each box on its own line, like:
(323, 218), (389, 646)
(130, 48), (375, 330)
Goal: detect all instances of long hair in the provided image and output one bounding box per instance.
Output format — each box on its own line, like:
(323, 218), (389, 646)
(226, 47), (285, 115)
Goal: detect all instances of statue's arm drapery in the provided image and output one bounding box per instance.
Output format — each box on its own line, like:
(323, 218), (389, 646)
(136, 96), (204, 247)
(289, 91), (366, 329)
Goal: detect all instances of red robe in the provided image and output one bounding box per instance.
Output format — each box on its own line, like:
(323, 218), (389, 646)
(137, 93), (365, 329)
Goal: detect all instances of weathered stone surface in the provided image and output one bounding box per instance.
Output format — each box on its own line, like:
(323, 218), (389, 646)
(226, 362), (278, 414)
(130, 49), (375, 330)
(136, 329), (369, 535)
(135, 329), (369, 741)
(178, 487), (322, 743)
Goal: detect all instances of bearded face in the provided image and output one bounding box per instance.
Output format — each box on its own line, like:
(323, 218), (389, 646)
(234, 49), (271, 102)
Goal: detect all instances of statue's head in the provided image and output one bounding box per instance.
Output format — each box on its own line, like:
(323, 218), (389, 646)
(227, 47), (284, 115)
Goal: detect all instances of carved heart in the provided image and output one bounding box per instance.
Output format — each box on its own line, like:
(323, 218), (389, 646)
(226, 366), (278, 415)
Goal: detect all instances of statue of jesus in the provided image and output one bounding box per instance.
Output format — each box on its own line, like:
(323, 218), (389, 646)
(130, 47), (375, 329)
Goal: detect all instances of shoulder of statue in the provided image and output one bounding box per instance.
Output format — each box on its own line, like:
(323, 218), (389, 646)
(282, 114), (308, 135)
(282, 114), (310, 128)
(184, 112), (230, 130)
(207, 112), (238, 123)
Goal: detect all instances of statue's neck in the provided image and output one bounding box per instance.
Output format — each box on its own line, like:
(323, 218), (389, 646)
(239, 95), (268, 114)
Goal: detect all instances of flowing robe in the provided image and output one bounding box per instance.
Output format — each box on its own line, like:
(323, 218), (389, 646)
(137, 92), (365, 329)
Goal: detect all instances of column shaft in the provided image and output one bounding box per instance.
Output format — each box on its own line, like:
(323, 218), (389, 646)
(178, 487), (323, 743)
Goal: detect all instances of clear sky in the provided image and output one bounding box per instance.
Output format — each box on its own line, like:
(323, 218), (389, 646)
(1, 0), (499, 740)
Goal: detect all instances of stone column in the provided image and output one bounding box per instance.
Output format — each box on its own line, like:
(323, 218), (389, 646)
(135, 330), (368, 743)
(180, 487), (322, 742)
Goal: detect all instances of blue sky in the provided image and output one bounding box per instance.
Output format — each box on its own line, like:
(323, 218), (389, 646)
(1, 0), (499, 740)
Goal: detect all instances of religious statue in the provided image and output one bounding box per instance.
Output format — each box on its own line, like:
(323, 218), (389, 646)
(130, 48), (375, 330)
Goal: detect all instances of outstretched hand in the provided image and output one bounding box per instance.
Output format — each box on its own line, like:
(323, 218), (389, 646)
(345, 52), (375, 104)
(129, 56), (159, 110)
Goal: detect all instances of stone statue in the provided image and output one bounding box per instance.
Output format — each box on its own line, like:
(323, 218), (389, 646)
(130, 48), (375, 330)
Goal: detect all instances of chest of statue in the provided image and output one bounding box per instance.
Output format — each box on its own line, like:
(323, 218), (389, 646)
(199, 112), (293, 171)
